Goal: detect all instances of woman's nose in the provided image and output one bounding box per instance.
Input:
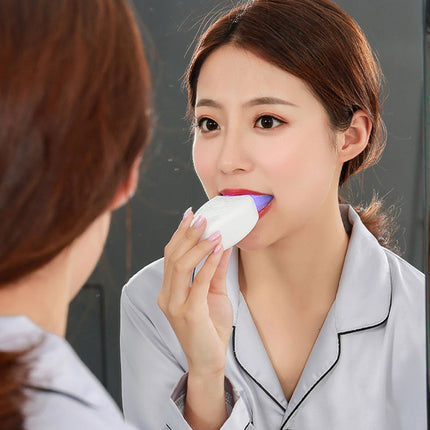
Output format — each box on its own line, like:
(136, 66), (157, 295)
(217, 130), (253, 175)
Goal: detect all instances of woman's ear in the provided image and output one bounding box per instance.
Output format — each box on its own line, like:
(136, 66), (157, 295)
(337, 110), (372, 163)
(108, 155), (142, 211)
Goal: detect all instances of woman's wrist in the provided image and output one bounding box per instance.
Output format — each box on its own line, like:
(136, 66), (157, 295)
(184, 370), (228, 430)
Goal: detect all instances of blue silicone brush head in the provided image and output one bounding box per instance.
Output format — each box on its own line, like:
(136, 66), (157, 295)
(249, 194), (273, 212)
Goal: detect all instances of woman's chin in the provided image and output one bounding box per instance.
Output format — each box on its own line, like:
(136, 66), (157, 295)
(236, 233), (268, 252)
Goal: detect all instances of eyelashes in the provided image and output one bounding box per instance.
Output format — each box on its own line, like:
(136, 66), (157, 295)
(194, 115), (286, 133)
(197, 117), (220, 132)
(255, 115), (285, 129)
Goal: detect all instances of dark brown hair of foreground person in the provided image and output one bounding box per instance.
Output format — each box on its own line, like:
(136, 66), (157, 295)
(187, 0), (398, 251)
(0, 0), (151, 428)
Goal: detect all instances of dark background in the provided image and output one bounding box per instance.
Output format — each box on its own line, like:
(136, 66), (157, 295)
(66, 0), (425, 407)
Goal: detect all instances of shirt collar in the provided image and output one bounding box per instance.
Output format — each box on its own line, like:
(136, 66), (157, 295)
(286, 205), (392, 419)
(0, 315), (111, 410)
(334, 204), (392, 333)
(226, 204), (392, 411)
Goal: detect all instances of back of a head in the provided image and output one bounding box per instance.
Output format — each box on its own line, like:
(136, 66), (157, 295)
(0, 0), (152, 285)
(187, 0), (397, 251)
(0, 0), (151, 427)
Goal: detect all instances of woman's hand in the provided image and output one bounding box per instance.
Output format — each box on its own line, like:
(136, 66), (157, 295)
(157, 208), (234, 379)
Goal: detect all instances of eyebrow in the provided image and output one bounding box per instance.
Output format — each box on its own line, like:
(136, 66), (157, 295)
(195, 96), (298, 109)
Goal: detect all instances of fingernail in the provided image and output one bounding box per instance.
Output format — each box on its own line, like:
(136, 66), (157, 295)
(182, 207), (192, 220)
(192, 215), (204, 229)
(207, 231), (221, 241)
(214, 243), (223, 254)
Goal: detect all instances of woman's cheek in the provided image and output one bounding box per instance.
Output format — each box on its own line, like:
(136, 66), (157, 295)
(193, 143), (215, 190)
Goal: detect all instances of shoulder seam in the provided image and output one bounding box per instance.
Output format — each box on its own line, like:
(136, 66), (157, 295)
(382, 248), (424, 278)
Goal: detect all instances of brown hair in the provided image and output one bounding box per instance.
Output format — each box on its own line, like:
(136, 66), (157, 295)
(0, 349), (32, 428)
(0, 0), (151, 427)
(186, 0), (398, 251)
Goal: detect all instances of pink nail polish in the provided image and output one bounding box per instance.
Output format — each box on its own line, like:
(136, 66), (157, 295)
(214, 243), (223, 254)
(182, 207), (192, 220)
(207, 231), (221, 241)
(192, 215), (205, 229)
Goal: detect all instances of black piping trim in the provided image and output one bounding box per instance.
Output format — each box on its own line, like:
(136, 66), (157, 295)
(244, 422), (253, 429)
(24, 384), (93, 408)
(232, 326), (287, 412)
(191, 267), (196, 283)
(279, 336), (342, 429)
(279, 292), (392, 429)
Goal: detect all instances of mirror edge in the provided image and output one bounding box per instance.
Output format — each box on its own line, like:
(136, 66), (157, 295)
(424, 0), (430, 420)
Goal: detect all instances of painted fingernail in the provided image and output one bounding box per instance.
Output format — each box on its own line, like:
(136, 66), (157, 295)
(192, 215), (204, 229)
(182, 207), (192, 220)
(207, 231), (221, 241)
(214, 243), (223, 254)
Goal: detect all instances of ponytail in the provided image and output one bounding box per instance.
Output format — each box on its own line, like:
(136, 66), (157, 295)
(340, 193), (400, 254)
(0, 349), (32, 430)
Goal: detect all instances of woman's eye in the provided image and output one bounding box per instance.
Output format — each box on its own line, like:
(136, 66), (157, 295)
(255, 115), (284, 129)
(197, 118), (220, 132)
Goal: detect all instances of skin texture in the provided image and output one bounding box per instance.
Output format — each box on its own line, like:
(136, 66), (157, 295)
(157, 44), (372, 429)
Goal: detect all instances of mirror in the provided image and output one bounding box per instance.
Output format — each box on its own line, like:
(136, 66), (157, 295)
(66, 0), (427, 409)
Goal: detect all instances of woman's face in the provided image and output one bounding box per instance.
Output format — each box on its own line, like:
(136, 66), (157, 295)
(192, 45), (344, 250)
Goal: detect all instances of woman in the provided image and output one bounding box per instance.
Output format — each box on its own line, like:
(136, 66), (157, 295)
(0, 0), (151, 428)
(120, 0), (425, 429)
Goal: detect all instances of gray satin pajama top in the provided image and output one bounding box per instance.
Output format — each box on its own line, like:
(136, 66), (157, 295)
(120, 205), (426, 430)
(0, 315), (136, 429)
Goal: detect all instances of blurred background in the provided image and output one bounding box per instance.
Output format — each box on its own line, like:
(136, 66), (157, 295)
(66, 0), (425, 406)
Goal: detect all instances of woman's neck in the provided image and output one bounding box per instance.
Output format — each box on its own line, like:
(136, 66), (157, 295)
(0, 249), (72, 337)
(239, 203), (349, 313)
(0, 211), (111, 337)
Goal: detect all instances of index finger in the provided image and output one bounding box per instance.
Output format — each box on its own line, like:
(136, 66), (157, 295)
(164, 207), (194, 259)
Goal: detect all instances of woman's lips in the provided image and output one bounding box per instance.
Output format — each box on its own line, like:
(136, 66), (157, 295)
(220, 188), (266, 196)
